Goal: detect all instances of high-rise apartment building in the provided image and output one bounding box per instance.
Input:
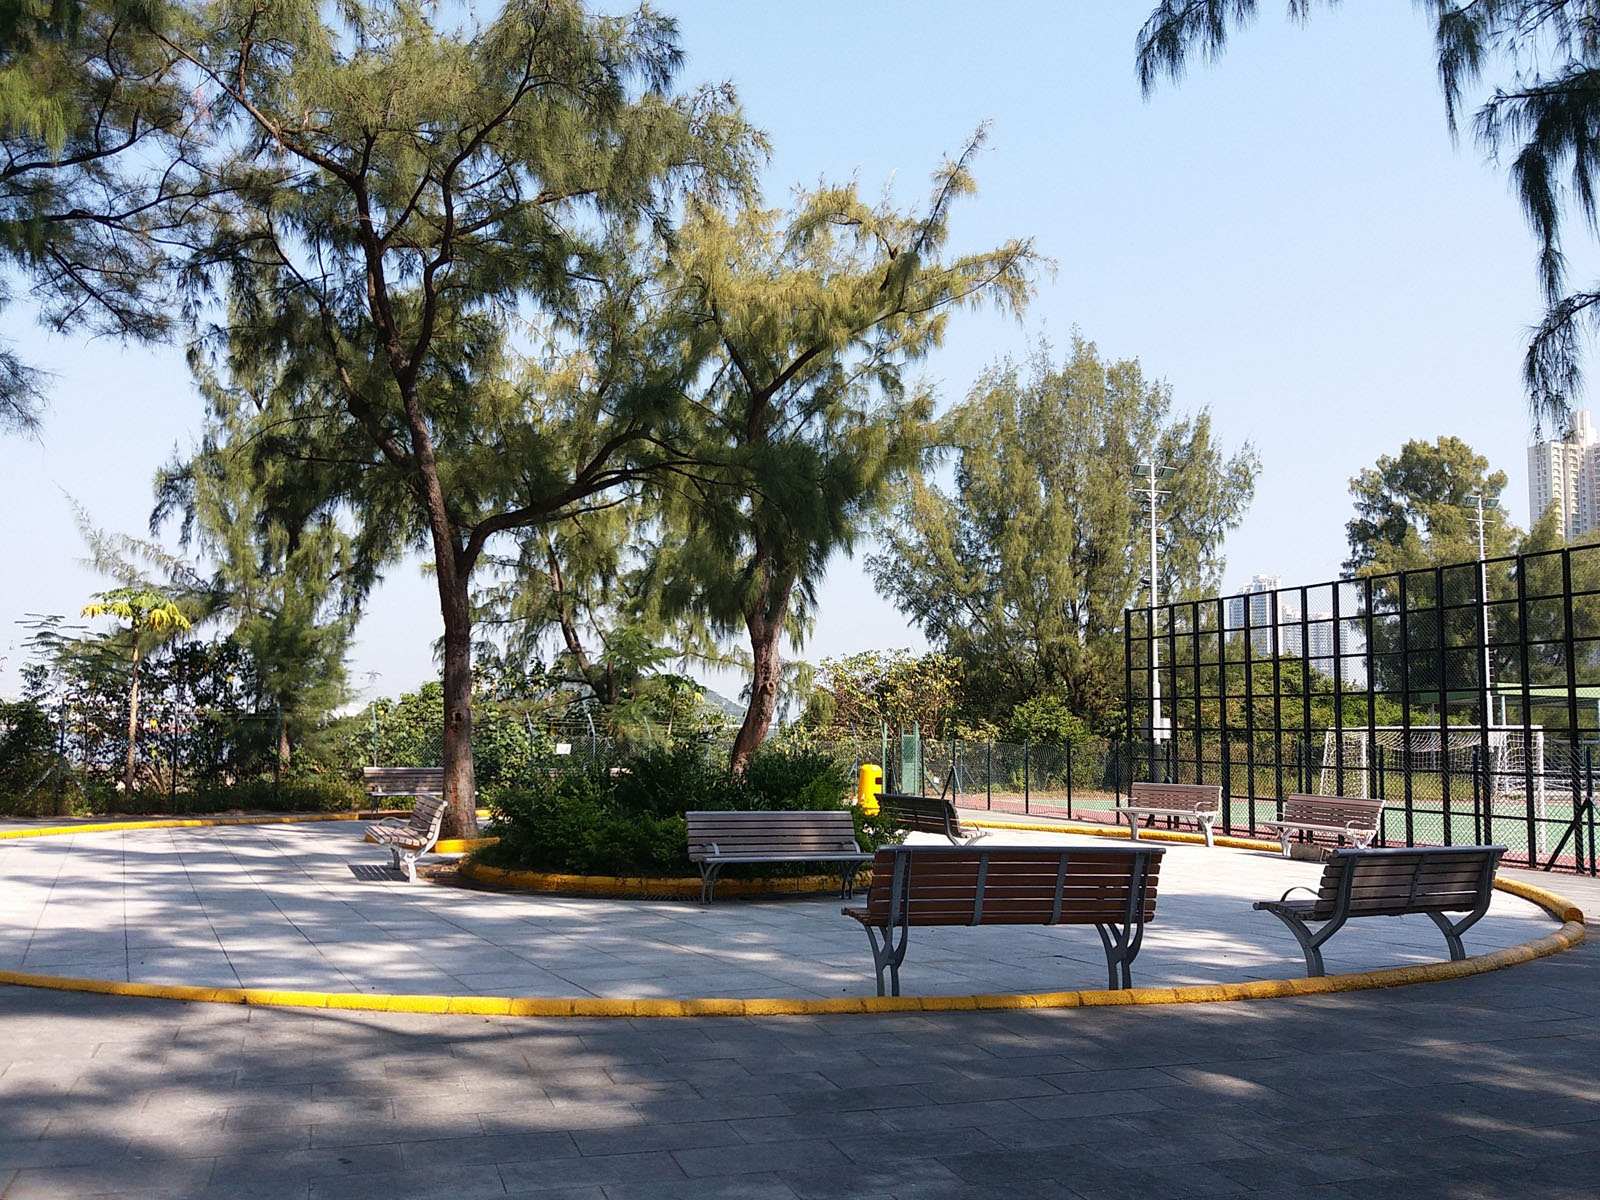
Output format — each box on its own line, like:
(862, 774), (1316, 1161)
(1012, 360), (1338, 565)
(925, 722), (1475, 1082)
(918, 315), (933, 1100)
(1528, 410), (1600, 538)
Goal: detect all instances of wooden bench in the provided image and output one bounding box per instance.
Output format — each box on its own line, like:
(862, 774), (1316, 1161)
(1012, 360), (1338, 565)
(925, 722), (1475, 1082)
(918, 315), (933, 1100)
(685, 810), (873, 902)
(365, 792), (448, 883)
(362, 767), (445, 801)
(842, 843), (1164, 996)
(363, 769), (446, 882)
(1117, 782), (1223, 848)
(1261, 794), (1384, 857)
(874, 791), (986, 845)
(1254, 845), (1506, 976)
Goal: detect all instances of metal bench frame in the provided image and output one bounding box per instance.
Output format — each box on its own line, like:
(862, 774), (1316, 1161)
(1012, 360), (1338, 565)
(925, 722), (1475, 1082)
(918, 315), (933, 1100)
(1254, 844), (1506, 976)
(843, 843), (1164, 996)
(1261, 793), (1384, 857)
(685, 810), (872, 903)
(1117, 782), (1223, 848)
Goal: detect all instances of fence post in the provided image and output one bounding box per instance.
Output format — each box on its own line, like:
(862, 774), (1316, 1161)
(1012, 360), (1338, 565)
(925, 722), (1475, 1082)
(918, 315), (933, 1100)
(1023, 740), (1030, 815)
(986, 741), (992, 810)
(1065, 739), (1073, 819)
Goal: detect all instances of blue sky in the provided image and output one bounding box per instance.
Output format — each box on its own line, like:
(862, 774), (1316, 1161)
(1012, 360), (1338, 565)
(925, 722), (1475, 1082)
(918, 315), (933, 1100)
(0, 2), (1558, 702)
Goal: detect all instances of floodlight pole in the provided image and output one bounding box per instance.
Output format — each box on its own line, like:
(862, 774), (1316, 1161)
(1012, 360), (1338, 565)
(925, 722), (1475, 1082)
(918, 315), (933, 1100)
(1466, 492), (1497, 724)
(1134, 462), (1174, 745)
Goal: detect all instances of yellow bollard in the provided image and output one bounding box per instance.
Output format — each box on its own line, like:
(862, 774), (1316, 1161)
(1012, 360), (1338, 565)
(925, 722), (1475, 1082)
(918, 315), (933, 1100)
(857, 763), (883, 815)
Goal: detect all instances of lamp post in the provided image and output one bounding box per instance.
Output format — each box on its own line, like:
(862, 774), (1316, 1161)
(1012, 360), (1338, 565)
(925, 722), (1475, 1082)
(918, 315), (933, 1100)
(1465, 492), (1500, 725)
(365, 671), (383, 768)
(1133, 462), (1178, 746)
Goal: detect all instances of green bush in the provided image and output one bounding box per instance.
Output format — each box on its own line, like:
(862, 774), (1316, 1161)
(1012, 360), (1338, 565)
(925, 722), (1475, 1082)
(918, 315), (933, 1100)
(481, 742), (871, 878)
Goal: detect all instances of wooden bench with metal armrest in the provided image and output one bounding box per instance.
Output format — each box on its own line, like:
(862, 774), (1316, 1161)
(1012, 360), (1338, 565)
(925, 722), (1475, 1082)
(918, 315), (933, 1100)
(874, 791), (987, 845)
(685, 810), (873, 903)
(842, 843), (1164, 996)
(1254, 844), (1506, 976)
(1117, 782), (1223, 848)
(1261, 794), (1384, 857)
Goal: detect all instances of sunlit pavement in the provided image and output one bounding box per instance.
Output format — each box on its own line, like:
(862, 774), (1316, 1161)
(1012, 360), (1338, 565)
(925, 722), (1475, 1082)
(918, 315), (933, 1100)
(0, 818), (1595, 1197)
(0, 818), (1566, 1000)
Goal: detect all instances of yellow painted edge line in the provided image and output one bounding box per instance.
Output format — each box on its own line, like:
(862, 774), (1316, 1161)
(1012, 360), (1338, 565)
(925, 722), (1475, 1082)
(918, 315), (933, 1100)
(461, 860), (848, 898)
(0, 808), (494, 841)
(0, 875), (1582, 1019)
(967, 816), (1281, 854)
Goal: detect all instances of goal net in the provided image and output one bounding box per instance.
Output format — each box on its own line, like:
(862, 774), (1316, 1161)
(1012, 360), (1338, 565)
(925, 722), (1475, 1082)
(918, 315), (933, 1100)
(1316, 726), (1576, 804)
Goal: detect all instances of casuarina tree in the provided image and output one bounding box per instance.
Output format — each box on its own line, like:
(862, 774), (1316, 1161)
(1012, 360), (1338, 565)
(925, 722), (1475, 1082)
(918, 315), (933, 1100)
(174, 0), (760, 835)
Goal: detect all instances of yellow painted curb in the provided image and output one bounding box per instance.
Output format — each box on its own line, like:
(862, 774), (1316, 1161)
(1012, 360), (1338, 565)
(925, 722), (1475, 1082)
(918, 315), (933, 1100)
(460, 860), (853, 898)
(2, 808), (495, 842)
(968, 816), (1282, 854)
(0, 877), (1582, 1019)
(435, 836), (499, 855)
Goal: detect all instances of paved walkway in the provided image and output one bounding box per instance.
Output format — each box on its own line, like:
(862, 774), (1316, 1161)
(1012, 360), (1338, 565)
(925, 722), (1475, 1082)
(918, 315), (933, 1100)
(0, 820), (1564, 999)
(0, 819), (1594, 1197)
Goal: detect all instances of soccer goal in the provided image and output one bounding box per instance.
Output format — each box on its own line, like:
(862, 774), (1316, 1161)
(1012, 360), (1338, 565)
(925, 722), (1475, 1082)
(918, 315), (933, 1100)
(1318, 726), (1570, 853)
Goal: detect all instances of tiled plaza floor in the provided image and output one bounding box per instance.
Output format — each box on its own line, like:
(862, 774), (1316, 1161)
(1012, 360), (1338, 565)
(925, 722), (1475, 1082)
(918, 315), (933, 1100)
(0, 818), (1565, 999)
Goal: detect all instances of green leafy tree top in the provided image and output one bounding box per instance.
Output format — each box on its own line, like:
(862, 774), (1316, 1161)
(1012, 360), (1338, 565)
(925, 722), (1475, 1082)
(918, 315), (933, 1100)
(1344, 436), (1515, 576)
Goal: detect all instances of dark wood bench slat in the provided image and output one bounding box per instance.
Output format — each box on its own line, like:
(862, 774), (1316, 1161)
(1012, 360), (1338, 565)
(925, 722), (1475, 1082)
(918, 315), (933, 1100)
(685, 810), (871, 902)
(1119, 783), (1223, 848)
(843, 844), (1164, 995)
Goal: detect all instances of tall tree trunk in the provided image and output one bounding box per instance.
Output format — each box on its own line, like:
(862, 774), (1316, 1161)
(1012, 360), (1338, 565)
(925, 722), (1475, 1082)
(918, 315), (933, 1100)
(435, 551), (479, 840)
(730, 567), (792, 774)
(123, 643), (142, 797)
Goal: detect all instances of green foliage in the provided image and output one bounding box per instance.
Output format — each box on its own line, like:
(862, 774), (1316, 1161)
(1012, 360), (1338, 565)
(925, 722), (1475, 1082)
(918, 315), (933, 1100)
(1006, 695), (1090, 747)
(871, 335), (1257, 731)
(806, 650), (964, 739)
(0, 0), (192, 433)
(646, 129), (1039, 769)
(1345, 436), (1516, 575)
(482, 742), (860, 876)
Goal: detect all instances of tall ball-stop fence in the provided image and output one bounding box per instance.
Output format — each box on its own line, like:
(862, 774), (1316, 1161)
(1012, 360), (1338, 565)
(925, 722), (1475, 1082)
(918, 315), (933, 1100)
(1124, 545), (1600, 874)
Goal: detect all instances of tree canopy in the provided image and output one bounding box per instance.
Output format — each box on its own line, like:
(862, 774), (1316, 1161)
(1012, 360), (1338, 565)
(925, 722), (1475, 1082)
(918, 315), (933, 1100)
(645, 132), (1037, 770)
(870, 336), (1257, 729)
(172, 0), (762, 833)
(1344, 435), (1515, 575)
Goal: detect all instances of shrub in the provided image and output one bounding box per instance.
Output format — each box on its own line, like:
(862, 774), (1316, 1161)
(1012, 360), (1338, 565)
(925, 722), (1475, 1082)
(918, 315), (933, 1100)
(482, 742), (871, 878)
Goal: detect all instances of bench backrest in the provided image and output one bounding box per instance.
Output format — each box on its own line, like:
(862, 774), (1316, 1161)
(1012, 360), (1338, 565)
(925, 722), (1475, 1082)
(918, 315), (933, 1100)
(362, 767), (445, 797)
(857, 844), (1162, 928)
(403, 793), (449, 838)
(685, 810), (861, 862)
(1306, 845), (1506, 920)
(875, 792), (962, 836)
(1127, 782), (1222, 813)
(1282, 794), (1383, 827)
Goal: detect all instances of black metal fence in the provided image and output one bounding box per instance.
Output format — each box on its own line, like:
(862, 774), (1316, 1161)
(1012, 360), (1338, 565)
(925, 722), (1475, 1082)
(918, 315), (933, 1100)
(1125, 545), (1600, 874)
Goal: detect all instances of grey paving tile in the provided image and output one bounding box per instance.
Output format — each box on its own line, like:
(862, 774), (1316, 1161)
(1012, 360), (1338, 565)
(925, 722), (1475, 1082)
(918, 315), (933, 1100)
(497, 1149), (687, 1190)
(307, 1161), (509, 1199)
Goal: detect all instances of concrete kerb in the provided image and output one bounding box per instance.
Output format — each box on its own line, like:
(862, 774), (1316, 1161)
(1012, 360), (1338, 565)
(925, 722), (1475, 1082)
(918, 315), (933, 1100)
(0, 809), (1586, 1018)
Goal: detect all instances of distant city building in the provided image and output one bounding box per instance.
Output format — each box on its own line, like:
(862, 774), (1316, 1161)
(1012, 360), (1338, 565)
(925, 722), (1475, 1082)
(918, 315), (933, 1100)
(1528, 409), (1600, 539)
(1225, 574), (1365, 685)
(1224, 574), (1283, 656)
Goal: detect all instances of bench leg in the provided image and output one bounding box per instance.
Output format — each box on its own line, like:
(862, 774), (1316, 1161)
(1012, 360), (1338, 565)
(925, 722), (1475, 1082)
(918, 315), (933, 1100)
(698, 863), (723, 904)
(862, 923), (909, 997)
(1257, 907), (1333, 977)
(1120, 812), (1140, 841)
(1095, 924), (1133, 989)
(1425, 911), (1469, 961)
(397, 848), (418, 884)
(1278, 831), (1292, 857)
(1351, 829), (1377, 850)
(1198, 815), (1215, 849)
(840, 864), (860, 899)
